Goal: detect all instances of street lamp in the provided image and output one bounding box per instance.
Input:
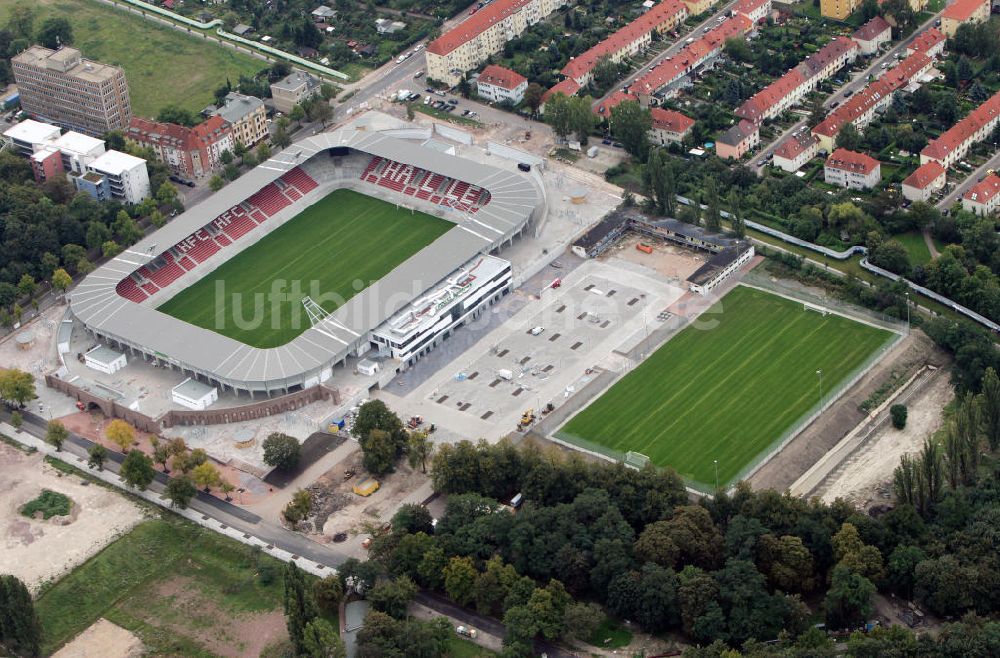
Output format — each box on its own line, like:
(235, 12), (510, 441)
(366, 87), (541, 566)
(713, 459), (719, 492)
(905, 291), (910, 327)
(816, 369), (823, 404)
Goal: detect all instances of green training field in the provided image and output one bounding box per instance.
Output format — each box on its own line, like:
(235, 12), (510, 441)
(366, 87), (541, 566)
(158, 188), (452, 348)
(558, 286), (896, 489)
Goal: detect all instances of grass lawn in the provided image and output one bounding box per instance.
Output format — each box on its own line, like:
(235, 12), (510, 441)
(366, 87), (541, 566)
(558, 286), (895, 489)
(0, 0), (262, 118)
(158, 188), (453, 348)
(586, 617), (632, 649)
(20, 489), (72, 519)
(894, 231), (934, 266)
(446, 637), (499, 657)
(34, 516), (305, 656)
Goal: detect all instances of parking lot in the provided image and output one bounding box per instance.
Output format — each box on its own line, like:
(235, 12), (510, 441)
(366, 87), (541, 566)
(380, 257), (688, 441)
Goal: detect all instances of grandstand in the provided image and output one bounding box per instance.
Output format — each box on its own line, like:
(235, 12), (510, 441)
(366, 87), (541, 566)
(70, 129), (544, 396)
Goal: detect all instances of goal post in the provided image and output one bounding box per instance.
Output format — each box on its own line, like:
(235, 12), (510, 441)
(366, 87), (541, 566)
(803, 302), (828, 317)
(624, 451), (650, 470)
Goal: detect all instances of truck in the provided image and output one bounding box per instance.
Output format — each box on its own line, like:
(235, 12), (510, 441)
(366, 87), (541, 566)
(396, 89), (411, 101)
(456, 626), (478, 639)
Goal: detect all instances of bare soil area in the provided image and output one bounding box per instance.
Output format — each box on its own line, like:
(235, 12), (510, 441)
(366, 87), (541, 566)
(52, 618), (143, 658)
(817, 370), (953, 507)
(605, 234), (706, 283)
(749, 330), (948, 493)
(131, 575), (288, 658)
(0, 442), (145, 593)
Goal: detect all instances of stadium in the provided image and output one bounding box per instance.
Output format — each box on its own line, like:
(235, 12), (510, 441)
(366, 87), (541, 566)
(68, 128), (545, 396)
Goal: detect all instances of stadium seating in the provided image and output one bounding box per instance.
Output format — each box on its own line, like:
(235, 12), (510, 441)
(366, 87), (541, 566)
(116, 277), (147, 303)
(281, 167), (318, 194)
(358, 155), (490, 214)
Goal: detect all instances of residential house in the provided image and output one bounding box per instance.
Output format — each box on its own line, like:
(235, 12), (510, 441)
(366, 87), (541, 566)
(475, 65), (528, 104)
(270, 71), (322, 114)
(852, 16), (891, 56)
(716, 120), (759, 160)
(772, 131), (819, 172)
(901, 161), (946, 202)
(681, 0), (715, 14)
(127, 115), (234, 180)
(3, 119), (106, 183)
(920, 90), (1000, 168)
(962, 173), (1000, 216)
(425, 0), (569, 86)
(906, 27), (946, 58)
(11, 45), (131, 136)
(2, 119), (60, 156)
(649, 107), (695, 145)
(735, 0), (773, 23)
(213, 92), (268, 148)
(821, 0), (861, 19)
(824, 148), (881, 189)
(940, 0), (989, 37)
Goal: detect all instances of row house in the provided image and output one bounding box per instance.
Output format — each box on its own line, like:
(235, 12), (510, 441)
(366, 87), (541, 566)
(425, 0), (568, 86)
(962, 173), (1000, 216)
(735, 37), (858, 124)
(649, 107), (695, 144)
(901, 161), (946, 202)
(824, 148), (881, 189)
(852, 16), (891, 56)
(734, 0), (773, 24)
(920, 90), (1000, 168)
(812, 51), (932, 150)
(906, 27), (946, 58)
(560, 0), (689, 88)
(940, 0), (989, 37)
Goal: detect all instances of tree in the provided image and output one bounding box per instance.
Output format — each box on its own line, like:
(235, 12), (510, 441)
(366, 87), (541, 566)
(284, 562), (319, 655)
(153, 442), (172, 473)
(562, 601), (602, 642)
(406, 102), (415, 121)
(825, 565), (875, 629)
(0, 369), (36, 407)
(307, 100), (333, 126)
(45, 419), (68, 451)
(121, 449), (155, 490)
(274, 126), (292, 149)
(391, 503), (434, 536)
(16, 274), (36, 300)
(220, 480), (235, 501)
(836, 123), (861, 151)
(444, 556), (478, 607)
(209, 175), (225, 192)
(156, 105), (198, 127)
(592, 56), (620, 93)
(0, 574), (41, 657)
(283, 489), (313, 524)
(407, 431), (433, 473)
(302, 618), (345, 658)
(352, 400), (404, 442)
(105, 419), (135, 453)
(979, 367), (1000, 450)
(891, 404), (908, 429)
(833, 523), (884, 581)
(6, 4), (36, 39)
(368, 575), (417, 619)
(149, 209), (167, 228)
(262, 432), (301, 470)
(51, 268), (72, 296)
(36, 16), (72, 49)
(165, 475), (197, 509)
(703, 176), (721, 232)
(10, 411), (22, 432)
(523, 83), (544, 114)
(609, 100), (652, 161)
(87, 443), (107, 471)
(191, 462), (221, 492)
(102, 240), (120, 258)
(290, 104), (306, 124)
(361, 429), (398, 475)
(313, 574), (344, 612)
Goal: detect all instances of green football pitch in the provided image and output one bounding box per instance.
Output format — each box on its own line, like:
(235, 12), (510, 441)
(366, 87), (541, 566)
(157, 188), (452, 348)
(557, 286), (897, 490)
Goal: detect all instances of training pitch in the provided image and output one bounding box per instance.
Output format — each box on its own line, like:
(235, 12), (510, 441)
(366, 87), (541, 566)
(158, 188), (452, 348)
(557, 286), (896, 489)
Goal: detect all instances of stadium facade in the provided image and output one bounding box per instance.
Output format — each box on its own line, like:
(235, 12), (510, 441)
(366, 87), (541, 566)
(68, 128), (544, 396)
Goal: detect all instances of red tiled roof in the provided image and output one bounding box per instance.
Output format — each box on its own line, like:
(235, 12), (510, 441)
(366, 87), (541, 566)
(650, 107), (695, 133)
(774, 131), (818, 159)
(595, 90), (638, 116)
(963, 173), (1000, 205)
(128, 116), (193, 147)
(735, 0), (770, 17)
(190, 115), (230, 145)
(629, 14), (752, 96)
(813, 52), (930, 138)
(735, 68), (805, 122)
(478, 64), (527, 90)
(907, 27), (945, 54)
(942, 0), (987, 21)
(902, 161), (945, 189)
(562, 0), (688, 81)
(542, 78), (582, 103)
(921, 90), (1000, 162)
(852, 16), (891, 42)
(427, 0), (534, 57)
(825, 148), (879, 174)
(798, 37), (858, 79)
(718, 119), (758, 146)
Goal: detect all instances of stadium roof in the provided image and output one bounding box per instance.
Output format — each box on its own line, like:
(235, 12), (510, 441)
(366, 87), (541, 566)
(69, 129), (542, 391)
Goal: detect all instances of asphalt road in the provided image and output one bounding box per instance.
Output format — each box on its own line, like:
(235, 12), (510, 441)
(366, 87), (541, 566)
(591, 1), (741, 111)
(752, 9), (946, 172)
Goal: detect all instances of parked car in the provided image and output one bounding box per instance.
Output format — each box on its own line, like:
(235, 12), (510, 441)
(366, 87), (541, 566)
(448, 99), (458, 105)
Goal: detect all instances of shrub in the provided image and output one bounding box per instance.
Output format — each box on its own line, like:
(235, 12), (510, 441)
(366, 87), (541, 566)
(890, 404), (908, 430)
(20, 489), (72, 519)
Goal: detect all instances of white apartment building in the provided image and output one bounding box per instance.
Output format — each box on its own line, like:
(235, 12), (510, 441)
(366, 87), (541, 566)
(824, 148), (881, 190)
(475, 65), (528, 104)
(77, 150), (151, 204)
